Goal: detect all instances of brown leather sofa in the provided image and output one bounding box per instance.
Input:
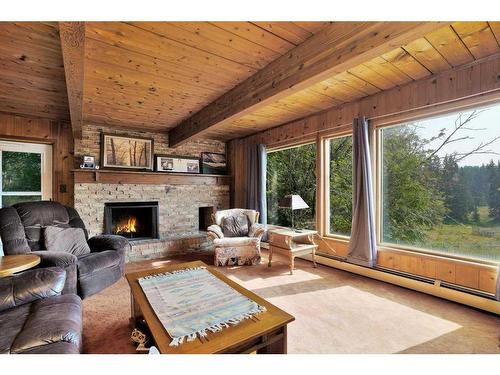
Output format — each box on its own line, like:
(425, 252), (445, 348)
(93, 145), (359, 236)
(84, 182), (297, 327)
(0, 201), (130, 299)
(0, 267), (82, 354)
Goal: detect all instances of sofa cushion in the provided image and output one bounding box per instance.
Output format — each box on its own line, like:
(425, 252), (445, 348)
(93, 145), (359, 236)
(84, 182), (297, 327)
(44, 226), (90, 256)
(0, 267), (66, 312)
(77, 250), (121, 276)
(221, 214), (249, 237)
(17, 341), (80, 354)
(0, 303), (31, 354)
(10, 294), (82, 354)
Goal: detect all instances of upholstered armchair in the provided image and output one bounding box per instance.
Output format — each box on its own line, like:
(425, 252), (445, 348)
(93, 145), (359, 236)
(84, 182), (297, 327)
(0, 201), (129, 299)
(207, 209), (266, 266)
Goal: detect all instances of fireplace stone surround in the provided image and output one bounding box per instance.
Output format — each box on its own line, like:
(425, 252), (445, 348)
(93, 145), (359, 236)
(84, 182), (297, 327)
(73, 123), (230, 262)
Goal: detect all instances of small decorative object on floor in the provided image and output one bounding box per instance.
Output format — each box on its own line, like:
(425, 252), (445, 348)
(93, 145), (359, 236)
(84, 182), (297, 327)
(131, 328), (150, 353)
(138, 266), (266, 347)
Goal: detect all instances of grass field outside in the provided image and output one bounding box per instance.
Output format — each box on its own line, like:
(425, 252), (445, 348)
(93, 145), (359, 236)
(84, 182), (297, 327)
(388, 206), (500, 262)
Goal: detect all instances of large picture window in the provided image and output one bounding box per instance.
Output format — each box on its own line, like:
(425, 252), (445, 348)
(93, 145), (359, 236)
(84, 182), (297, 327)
(328, 135), (353, 236)
(266, 143), (316, 230)
(381, 104), (500, 262)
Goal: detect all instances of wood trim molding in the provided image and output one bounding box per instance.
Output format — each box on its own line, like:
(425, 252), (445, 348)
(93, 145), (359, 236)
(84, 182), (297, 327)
(59, 22), (85, 140)
(169, 22), (447, 147)
(73, 169), (231, 186)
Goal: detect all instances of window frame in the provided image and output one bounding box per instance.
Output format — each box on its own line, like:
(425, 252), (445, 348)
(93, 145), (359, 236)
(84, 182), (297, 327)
(374, 105), (500, 266)
(322, 131), (354, 240)
(0, 140), (52, 208)
(266, 140), (318, 231)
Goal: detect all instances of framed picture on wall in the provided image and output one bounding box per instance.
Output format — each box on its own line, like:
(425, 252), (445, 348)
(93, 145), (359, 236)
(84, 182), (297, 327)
(100, 133), (154, 170)
(201, 152), (226, 175)
(155, 155), (200, 174)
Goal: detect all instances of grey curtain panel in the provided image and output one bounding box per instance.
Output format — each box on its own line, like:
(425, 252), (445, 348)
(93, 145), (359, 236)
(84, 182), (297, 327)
(246, 144), (267, 225)
(346, 117), (377, 267)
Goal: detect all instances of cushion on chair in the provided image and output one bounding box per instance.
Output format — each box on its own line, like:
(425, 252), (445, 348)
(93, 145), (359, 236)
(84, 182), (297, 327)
(213, 237), (260, 247)
(221, 213), (249, 237)
(44, 226), (91, 256)
(77, 250), (121, 276)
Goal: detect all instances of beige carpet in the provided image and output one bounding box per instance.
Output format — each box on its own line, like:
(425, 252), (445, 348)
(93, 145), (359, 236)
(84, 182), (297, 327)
(82, 251), (500, 354)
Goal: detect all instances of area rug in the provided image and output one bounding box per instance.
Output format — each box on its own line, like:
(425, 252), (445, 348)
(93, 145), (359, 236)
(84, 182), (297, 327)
(138, 266), (266, 346)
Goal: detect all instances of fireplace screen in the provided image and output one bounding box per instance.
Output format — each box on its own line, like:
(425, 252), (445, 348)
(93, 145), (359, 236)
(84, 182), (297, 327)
(104, 202), (159, 241)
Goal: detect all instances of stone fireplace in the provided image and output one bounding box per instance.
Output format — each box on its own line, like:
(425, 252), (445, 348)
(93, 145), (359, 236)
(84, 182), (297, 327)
(73, 123), (230, 262)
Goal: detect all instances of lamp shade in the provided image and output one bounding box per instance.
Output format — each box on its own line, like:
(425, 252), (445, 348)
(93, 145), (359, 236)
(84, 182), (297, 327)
(278, 194), (309, 210)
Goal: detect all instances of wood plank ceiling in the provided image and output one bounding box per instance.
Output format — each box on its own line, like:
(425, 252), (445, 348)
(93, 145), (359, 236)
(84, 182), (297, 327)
(0, 21), (499, 143)
(208, 21), (500, 140)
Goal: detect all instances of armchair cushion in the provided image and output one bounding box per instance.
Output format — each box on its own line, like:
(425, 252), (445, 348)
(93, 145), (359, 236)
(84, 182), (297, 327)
(0, 267), (66, 312)
(44, 226), (90, 256)
(213, 237), (260, 247)
(221, 213), (249, 237)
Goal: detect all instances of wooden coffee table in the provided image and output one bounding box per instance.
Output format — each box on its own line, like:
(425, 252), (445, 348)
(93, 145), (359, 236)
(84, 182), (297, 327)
(0, 254), (40, 277)
(125, 260), (295, 354)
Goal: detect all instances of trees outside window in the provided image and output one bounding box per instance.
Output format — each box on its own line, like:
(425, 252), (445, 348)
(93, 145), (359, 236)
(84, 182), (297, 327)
(328, 135), (353, 236)
(266, 143), (316, 230)
(381, 106), (500, 262)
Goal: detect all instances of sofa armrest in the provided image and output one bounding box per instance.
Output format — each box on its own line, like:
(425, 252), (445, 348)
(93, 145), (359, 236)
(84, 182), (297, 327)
(207, 225), (224, 241)
(0, 267), (66, 312)
(87, 235), (130, 254)
(248, 223), (266, 240)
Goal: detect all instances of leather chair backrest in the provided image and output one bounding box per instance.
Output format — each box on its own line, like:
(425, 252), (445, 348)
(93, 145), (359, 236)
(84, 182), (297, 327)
(0, 201), (88, 254)
(213, 209), (259, 226)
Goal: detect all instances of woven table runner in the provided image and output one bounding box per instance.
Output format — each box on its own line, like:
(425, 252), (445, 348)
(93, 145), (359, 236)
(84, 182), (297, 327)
(138, 266), (266, 347)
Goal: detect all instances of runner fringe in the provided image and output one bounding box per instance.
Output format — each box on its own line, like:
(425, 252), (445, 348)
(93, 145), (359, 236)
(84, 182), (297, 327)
(169, 304), (267, 347)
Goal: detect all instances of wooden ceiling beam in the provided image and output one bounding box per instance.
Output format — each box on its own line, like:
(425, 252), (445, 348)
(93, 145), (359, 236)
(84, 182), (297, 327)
(168, 22), (448, 147)
(59, 22), (85, 139)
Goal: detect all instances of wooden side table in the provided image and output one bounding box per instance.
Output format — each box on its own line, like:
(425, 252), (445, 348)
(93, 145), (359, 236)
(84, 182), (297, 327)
(268, 228), (318, 275)
(0, 255), (40, 277)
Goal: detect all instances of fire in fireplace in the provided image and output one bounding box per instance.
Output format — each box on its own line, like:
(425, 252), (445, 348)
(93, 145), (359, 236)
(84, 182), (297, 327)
(104, 202), (159, 241)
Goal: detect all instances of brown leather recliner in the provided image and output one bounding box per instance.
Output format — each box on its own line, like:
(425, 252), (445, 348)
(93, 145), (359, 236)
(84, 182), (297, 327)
(0, 267), (83, 354)
(0, 201), (130, 299)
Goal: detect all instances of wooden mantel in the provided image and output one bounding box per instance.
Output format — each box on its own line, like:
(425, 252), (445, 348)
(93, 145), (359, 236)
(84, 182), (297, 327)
(72, 169), (231, 186)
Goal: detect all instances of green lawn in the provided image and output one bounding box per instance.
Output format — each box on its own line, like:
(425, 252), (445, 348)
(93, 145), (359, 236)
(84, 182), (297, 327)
(417, 207), (500, 262)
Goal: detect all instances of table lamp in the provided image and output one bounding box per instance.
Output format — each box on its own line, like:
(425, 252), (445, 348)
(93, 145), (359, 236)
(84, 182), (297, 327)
(278, 194), (309, 232)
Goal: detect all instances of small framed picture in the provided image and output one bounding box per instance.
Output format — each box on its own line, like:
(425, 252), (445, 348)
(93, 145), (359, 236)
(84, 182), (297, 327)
(201, 152), (226, 175)
(101, 133), (154, 170)
(155, 155), (200, 174)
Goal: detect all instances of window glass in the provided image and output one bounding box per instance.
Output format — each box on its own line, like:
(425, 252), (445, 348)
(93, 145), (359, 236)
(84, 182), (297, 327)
(267, 143), (316, 230)
(328, 135), (353, 236)
(381, 105), (500, 262)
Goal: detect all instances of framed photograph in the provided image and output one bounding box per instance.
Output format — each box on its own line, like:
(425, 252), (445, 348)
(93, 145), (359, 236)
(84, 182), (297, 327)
(100, 133), (154, 170)
(155, 155), (200, 174)
(201, 152), (227, 175)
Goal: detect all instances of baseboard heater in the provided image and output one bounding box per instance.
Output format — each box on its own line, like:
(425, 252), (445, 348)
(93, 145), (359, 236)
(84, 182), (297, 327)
(297, 252), (499, 314)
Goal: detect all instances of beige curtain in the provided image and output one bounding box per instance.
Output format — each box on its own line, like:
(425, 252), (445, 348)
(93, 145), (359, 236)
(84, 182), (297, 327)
(346, 117), (377, 267)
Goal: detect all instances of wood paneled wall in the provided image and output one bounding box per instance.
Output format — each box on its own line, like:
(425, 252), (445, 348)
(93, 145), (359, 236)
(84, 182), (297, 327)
(0, 113), (74, 206)
(228, 53), (500, 295)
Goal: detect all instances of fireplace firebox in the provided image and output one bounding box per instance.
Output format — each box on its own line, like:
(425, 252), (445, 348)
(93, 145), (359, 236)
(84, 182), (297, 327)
(104, 202), (159, 241)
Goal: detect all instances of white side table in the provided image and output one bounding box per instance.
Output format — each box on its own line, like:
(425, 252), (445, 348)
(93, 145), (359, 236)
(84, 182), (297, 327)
(268, 228), (318, 275)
